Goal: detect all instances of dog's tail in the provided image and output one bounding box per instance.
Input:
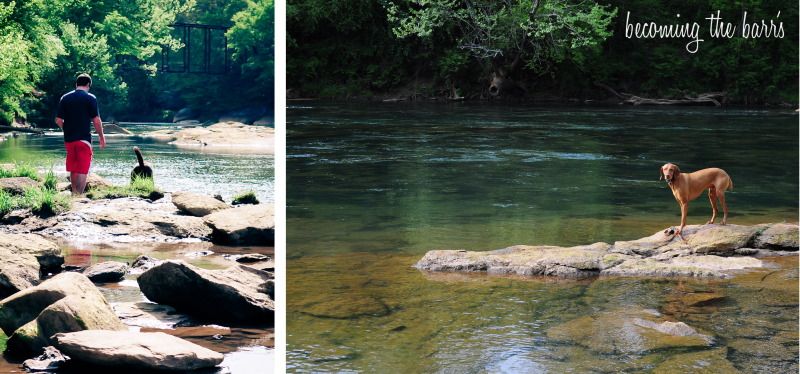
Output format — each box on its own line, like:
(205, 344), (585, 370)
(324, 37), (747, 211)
(728, 176), (734, 191)
(133, 146), (145, 167)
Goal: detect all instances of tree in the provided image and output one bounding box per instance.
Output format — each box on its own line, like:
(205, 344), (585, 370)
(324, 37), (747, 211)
(228, 0), (275, 105)
(386, 0), (617, 95)
(0, 0), (64, 124)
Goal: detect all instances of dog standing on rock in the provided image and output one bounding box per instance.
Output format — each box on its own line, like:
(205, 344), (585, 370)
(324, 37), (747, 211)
(660, 163), (733, 241)
(131, 146), (153, 181)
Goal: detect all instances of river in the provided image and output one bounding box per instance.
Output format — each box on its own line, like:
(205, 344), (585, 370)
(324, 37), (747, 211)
(0, 124), (274, 374)
(286, 104), (798, 372)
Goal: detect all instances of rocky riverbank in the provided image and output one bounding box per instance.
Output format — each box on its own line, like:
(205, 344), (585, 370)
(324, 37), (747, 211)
(0, 175), (274, 371)
(144, 121), (274, 154)
(416, 223), (798, 278)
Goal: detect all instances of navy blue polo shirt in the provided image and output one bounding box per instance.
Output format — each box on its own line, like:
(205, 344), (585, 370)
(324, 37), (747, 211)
(57, 89), (99, 143)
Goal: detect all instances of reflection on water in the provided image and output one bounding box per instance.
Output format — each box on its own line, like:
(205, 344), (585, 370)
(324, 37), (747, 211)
(287, 104), (798, 372)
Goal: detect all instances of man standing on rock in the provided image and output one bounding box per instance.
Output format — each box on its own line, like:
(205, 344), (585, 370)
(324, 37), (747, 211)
(55, 73), (106, 195)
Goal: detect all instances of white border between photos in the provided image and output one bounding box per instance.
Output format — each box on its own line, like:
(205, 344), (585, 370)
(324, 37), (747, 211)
(274, 0), (287, 372)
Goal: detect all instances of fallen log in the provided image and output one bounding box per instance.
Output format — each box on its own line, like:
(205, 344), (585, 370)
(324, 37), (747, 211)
(594, 82), (725, 106)
(0, 126), (44, 134)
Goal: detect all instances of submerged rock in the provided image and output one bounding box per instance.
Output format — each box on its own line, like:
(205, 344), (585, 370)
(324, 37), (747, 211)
(204, 204), (274, 245)
(224, 253), (271, 263)
(546, 309), (713, 354)
(416, 223), (798, 278)
(22, 346), (70, 372)
(137, 260), (274, 324)
(54, 330), (223, 371)
(171, 191), (230, 217)
(112, 302), (192, 329)
(83, 261), (128, 283)
(652, 348), (738, 373)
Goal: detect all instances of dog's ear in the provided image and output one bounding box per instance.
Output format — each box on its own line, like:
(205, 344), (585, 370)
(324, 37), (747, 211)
(659, 167), (664, 180)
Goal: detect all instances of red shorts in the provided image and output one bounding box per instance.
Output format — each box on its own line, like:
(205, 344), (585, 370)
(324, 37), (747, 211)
(65, 140), (93, 174)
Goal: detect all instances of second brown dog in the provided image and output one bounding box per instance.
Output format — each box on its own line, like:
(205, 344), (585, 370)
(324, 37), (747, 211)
(660, 163), (733, 240)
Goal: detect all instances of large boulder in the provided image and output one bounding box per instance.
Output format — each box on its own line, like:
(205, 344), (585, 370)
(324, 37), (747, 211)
(0, 233), (62, 297)
(31, 197), (212, 244)
(8, 294), (126, 354)
(66, 173), (111, 191)
(171, 191), (230, 217)
(0, 177), (39, 195)
(0, 272), (113, 335)
(0, 272), (124, 354)
(752, 223), (799, 250)
(415, 223), (798, 278)
(83, 261), (128, 283)
(204, 204), (274, 245)
(54, 330), (223, 371)
(137, 260), (273, 324)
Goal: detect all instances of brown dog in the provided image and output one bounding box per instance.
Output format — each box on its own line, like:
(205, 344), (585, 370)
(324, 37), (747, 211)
(660, 163), (733, 240)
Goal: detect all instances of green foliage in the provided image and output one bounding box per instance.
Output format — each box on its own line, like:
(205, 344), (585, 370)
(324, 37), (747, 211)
(86, 176), (163, 200)
(43, 169), (58, 191)
(232, 190), (259, 205)
(0, 185), (69, 217)
(23, 186), (70, 216)
(228, 0), (275, 99)
(1, 0), (195, 124)
(0, 0), (65, 123)
(386, 0), (617, 71)
(289, 0), (797, 104)
(0, 164), (41, 181)
(0, 190), (13, 216)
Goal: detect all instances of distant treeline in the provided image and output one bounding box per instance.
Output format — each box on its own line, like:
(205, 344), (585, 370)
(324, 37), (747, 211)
(0, 0), (274, 126)
(288, 0), (798, 105)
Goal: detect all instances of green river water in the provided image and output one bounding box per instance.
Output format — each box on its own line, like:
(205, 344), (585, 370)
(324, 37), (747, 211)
(0, 125), (274, 373)
(287, 104), (798, 373)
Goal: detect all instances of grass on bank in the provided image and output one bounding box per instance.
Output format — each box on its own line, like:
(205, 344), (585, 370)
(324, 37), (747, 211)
(232, 190), (259, 205)
(0, 185), (70, 217)
(86, 176), (163, 200)
(0, 163), (41, 181)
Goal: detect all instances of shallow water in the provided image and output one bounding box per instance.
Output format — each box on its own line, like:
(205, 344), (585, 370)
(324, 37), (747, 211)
(0, 125), (273, 202)
(0, 126), (274, 373)
(287, 104), (798, 372)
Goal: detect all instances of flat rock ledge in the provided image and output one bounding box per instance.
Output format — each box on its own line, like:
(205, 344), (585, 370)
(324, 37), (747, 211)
(415, 223), (798, 278)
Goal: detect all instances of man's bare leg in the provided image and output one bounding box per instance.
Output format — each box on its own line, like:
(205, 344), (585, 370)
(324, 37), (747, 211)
(71, 172), (88, 195)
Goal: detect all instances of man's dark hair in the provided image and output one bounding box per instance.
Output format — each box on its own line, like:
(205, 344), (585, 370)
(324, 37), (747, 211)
(75, 73), (92, 87)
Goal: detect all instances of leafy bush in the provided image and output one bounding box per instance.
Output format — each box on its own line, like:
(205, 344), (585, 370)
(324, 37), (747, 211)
(232, 190), (259, 205)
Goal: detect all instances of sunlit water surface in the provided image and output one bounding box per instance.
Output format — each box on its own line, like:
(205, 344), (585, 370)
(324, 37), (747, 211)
(287, 104), (798, 372)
